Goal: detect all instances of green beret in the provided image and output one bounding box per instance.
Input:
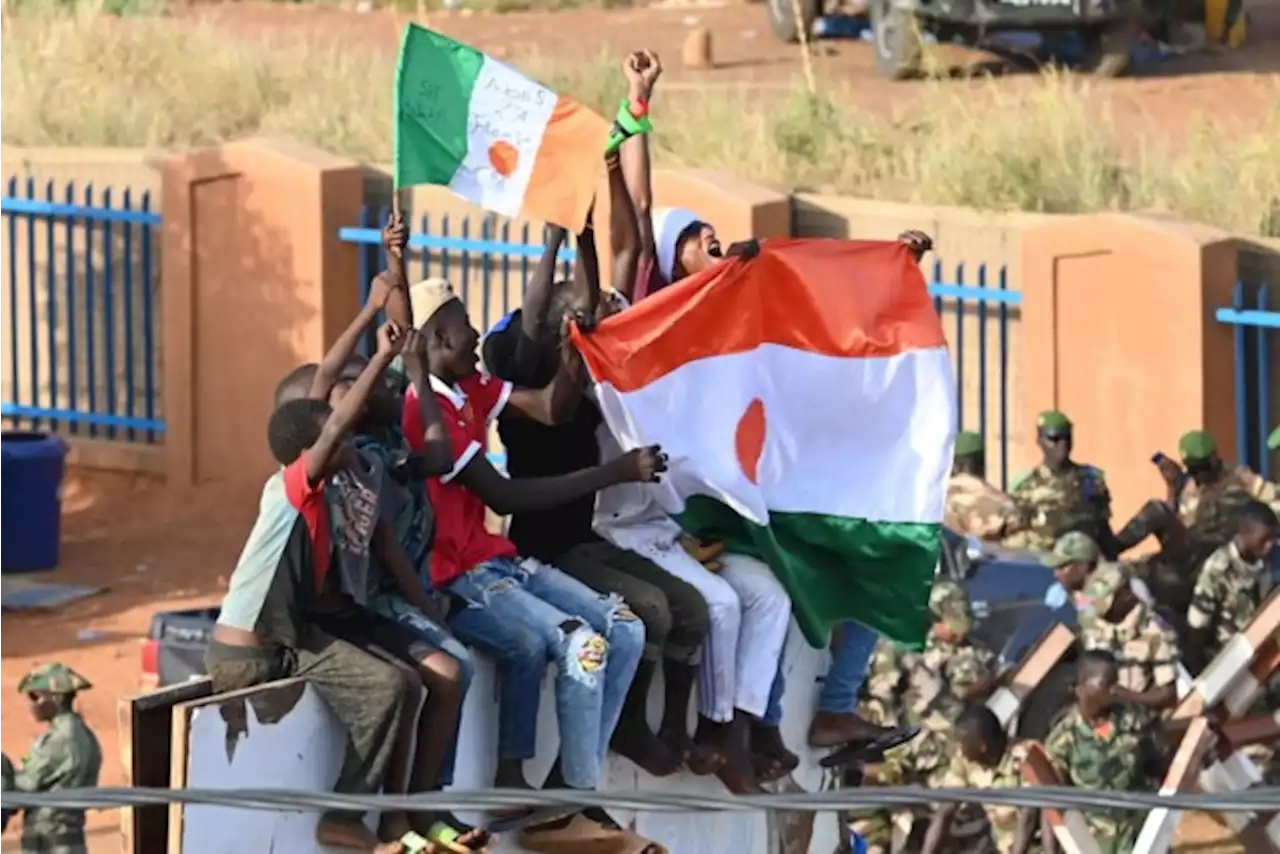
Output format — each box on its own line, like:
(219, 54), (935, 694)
(1178, 430), (1216, 463)
(1269, 425), (1280, 451)
(954, 431), (985, 458)
(1036, 410), (1072, 433)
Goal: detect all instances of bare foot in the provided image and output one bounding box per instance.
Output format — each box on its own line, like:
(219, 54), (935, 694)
(656, 723), (695, 764)
(751, 722), (799, 782)
(687, 717), (729, 776)
(611, 719), (681, 777)
(378, 811), (413, 844)
(714, 751), (765, 795)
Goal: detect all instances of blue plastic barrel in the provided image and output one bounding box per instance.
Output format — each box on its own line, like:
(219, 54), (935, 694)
(1, 431), (68, 573)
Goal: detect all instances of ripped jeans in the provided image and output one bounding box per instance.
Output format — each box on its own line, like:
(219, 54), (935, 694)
(447, 556), (645, 789)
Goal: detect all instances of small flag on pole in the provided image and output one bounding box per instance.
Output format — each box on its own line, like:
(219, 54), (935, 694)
(394, 24), (610, 232)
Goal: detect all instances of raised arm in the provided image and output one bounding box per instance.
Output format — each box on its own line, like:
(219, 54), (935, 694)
(518, 224), (568, 352)
(617, 50), (661, 300)
(309, 215), (408, 401)
(399, 327), (452, 476)
(309, 273), (392, 402)
(606, 150), (640, 298)
(457, 444), (666, 516)
(305, 322), (402, 485)
(504, 222), (599, 425)
(382, 212), (413, 330)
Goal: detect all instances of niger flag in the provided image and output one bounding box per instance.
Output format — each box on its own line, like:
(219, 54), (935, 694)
(572, 240), (956, 648)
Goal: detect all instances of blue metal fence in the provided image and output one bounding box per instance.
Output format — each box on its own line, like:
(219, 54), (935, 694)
(1, 177), (163, 442)
(1217, 281), (1276, 479)
(340, 208), (1024, 488)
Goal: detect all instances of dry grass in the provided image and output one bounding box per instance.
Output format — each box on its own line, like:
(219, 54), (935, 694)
(3, 3), (1279, 236)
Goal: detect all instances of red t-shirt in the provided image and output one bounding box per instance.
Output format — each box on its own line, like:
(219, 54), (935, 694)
(282, 451), (333, 592)
(403, 372), (518, 587)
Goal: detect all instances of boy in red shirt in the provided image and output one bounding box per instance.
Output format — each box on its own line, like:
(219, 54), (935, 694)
(403, 273), (664, 850)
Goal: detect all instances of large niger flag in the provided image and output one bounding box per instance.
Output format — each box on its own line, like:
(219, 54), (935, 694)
(573, 240), (956, 648)
(394, 24), (609, 232)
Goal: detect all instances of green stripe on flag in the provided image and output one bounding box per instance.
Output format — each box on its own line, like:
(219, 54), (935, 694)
(677, 496), (939, 650)
(394, 24), (484, 189)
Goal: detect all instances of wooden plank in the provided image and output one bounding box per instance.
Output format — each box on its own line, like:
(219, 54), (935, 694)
(116, 679), (213, 854)
(1176, 591), (1280, 720)
(1019, 742), (1102, 854)
(986, 624), (1076, 727)
(1133, 717), (1215, 854)
(167, 702), (194, 854)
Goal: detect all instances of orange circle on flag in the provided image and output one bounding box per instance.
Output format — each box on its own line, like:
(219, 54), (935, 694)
(488, 141), (519, 178)
(735, 398), (766, 485)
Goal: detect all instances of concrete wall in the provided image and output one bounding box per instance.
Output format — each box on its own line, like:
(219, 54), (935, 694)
(170, 624), (838, 854)
(2, 141), (1273, 503)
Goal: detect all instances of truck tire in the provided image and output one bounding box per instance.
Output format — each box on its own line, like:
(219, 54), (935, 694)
(769, 0), (821, 43)
(870, 0), (922, 79)
(1081, 20), (1135, 77)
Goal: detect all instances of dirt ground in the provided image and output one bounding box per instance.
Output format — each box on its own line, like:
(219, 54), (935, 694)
(2, 0), (1276, 849)
(186, 0), (1280, 139)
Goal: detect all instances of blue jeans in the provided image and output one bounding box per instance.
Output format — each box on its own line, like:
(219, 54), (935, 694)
(818, 621), (879, 714)
(447, 556), (645, 789)
(369, 592), (476, 787)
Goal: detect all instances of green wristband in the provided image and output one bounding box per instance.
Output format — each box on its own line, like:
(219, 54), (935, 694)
(604, 99), (654, 157)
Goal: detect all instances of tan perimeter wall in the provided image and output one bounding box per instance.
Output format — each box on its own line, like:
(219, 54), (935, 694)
(2, 142), (1273, 519)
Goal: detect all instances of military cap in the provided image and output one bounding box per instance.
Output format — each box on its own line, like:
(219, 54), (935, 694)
(1036, 410), (1072, 434)
(929, 579), (973, 635)
(1042, 531), (1101, 568)
(18, 663), (92, 695)
(1078, 562), (1132, 619)
(954, 431), (985, 458)
(1178, 430), (1216, 463)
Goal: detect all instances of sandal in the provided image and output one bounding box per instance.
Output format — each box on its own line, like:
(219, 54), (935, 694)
(517, 813), (627, 854)
(423, 819), (493, 852)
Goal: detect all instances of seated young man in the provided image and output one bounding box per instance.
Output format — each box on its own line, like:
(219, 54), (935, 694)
(207, 323), (414, 854)
(403, 274), (667, 851)
(1042, 649), (1167, 854)
(483, 155), (710, 780)
(274, 223), (485, 851)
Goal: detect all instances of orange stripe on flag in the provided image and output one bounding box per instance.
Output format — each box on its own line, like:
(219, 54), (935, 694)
(523, 96), (610, 233)
(572, 239), (946, 393)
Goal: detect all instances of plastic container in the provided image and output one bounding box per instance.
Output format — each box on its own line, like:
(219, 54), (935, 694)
(1, 431), (68, 573)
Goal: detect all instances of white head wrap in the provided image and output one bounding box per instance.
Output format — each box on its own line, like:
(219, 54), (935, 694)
(651, 206), (702, 285)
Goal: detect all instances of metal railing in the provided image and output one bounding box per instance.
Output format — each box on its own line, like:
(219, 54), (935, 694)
(1216, 281), (1276, 478)
(1, 177), (164, 443)
(340, 208), (1024, 488)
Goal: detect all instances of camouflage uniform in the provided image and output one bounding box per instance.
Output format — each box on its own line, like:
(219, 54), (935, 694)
(1077, 563), (1181, 712)
(946, 473), (1020, 540)
(929, 742), (1034, 854)
(1043, 703), (1162, 854)
(10, 664), (102, 854)
(1186, 540), (1273, 658)
(1003, 462), (1111, 553)
(1179, 467), (1280, 541)
(851, 582), (999, 852)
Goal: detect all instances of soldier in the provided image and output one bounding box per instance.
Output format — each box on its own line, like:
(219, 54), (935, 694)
(922, 706), (1036, 854)
(851, 581), (1001, 853)
(1042, 650), (1166, 854)
(945, 431), (1020, 540)
(4, 663), (102, 854)
(1003, 411), (1115, 556)
(1186, 499), (1279, 661)
(1040, 532), (1101, 611)
(1169, 430), (1280, 550)
(1076, 562), (1182, 716)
